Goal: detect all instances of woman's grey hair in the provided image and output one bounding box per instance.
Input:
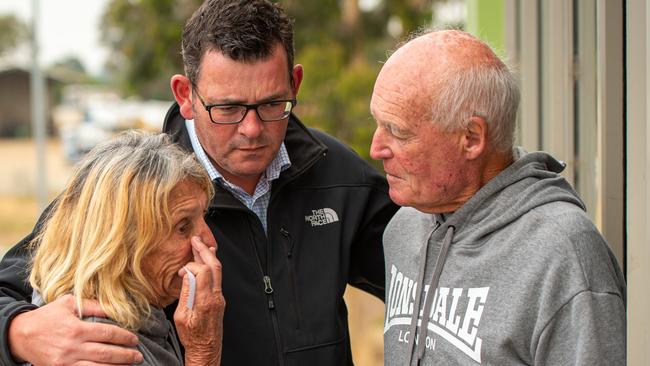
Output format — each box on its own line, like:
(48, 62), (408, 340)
(29, 129), (214, 331)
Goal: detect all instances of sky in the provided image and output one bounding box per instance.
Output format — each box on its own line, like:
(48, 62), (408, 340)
(0, 0), (109, 76)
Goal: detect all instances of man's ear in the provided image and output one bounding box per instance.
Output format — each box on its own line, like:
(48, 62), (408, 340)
(291, 64), (303, 97)
(461, 116), (488, 160)
(170, 74), (194, 120)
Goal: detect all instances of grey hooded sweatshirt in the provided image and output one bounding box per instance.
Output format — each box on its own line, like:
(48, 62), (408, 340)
(383, 148), (626, 366)
(28, 294), (183, 365)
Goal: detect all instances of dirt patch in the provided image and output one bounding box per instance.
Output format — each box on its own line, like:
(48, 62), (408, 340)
(0, 138), (73, 197)
(345, 286), (385, 365)
(0, 195), (39, 254)
(0, 139), (72, 254)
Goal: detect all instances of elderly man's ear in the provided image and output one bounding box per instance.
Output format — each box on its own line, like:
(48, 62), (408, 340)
(461, 116), (488, 160)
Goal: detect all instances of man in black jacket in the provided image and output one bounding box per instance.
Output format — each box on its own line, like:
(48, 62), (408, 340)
(0, 0), (397, 365)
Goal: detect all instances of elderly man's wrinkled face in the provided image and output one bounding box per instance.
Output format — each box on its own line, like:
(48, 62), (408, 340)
(142, 180), (216, 307)
(369, 61), (471, 213)
(370, 31), (508, 213)
(369, 108), (467, 213)
(369, 32), (482, 214)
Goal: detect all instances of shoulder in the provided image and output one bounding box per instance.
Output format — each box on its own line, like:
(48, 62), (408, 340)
(161, 102), (192, 151)
(82, 316), (182, 366)
(296, 127), (388, 189)
(309, 128), (372, 168)
(384, 207), (434, 247)
(524, 201), (625, 296)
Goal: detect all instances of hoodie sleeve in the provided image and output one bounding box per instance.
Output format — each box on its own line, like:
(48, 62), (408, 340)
(534, 290), (626, 365)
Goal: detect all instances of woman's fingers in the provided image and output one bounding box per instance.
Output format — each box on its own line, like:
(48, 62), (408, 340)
(174, 239), (225, 365)
(182, 262), (216, 296)
(190, 236), (222, 292)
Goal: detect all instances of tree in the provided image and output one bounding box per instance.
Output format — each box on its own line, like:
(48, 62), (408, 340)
(101, 0), (202, 100)
(0, 15), (27, 56)
(48, 56), (92, 85)
(52, 56), (87, 74)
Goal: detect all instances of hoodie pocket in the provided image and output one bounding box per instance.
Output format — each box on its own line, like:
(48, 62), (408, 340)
(284, 336), (348, 366)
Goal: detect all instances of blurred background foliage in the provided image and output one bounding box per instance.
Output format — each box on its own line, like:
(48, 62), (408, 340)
(0, 14), (28, 57)
(100, 0), (437, 162)
(101, 0), (201, 99)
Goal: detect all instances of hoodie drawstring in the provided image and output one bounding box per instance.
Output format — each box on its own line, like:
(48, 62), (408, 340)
(404, 226), (436, 365)
(407, 225), (455, 366)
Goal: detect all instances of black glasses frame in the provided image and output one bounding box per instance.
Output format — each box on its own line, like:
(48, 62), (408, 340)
(192, 86), (297, 125)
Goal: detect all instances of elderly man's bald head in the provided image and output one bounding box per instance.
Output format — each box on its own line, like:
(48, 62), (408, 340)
(385, 30), (503, 78)
(373, 30), (519, 152)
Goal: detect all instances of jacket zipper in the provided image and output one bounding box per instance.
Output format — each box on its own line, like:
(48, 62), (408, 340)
(263, 275), (285, 365)
(257, 148), (325, 364)
(280, 227), (301, 329)
(247, 216), (285, 366)
(265, 231), (286, 366)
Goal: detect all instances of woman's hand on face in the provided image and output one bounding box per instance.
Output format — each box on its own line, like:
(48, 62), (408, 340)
(174, 235), (225, 366)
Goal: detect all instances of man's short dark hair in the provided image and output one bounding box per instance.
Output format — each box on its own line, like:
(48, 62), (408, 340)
(182, 0), (295, 85)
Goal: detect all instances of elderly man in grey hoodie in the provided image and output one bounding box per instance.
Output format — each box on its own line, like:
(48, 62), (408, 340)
(370, 30), (626, 365)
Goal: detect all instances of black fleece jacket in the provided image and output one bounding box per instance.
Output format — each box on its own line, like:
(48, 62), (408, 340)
(0, 104), (398, 366)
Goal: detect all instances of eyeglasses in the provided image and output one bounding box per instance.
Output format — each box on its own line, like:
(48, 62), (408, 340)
(193, 87), (297, 125)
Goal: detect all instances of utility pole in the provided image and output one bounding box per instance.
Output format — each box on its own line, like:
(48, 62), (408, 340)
(31, 0), (48, 210)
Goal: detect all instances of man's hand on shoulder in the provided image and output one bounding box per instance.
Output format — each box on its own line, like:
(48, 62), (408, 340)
(8, 294), (143, 365)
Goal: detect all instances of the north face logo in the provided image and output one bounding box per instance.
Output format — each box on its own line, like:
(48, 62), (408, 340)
(305, 208), (339, 227)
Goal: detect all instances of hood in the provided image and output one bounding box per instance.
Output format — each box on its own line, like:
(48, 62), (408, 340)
(404, 147), (586, 364)
(444, 147), (585, 245)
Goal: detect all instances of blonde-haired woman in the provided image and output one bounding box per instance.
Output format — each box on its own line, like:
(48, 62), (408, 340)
(28, 130), (224, 365)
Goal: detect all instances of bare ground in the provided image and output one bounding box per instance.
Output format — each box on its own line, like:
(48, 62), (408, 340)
(0, 139), (73, 253)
